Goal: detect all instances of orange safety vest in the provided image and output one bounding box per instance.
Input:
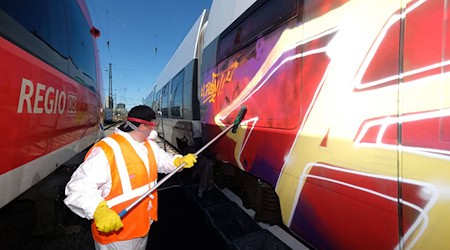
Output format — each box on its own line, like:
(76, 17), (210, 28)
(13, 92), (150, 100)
(89, 133), (158, 244)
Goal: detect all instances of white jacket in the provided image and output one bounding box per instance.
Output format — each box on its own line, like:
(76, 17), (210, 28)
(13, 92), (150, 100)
(64, 129), (180, 219)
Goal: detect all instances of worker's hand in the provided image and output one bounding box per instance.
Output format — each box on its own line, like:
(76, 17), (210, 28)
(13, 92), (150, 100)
(173, 154), (197, 168)
(93, 200), (123, 233)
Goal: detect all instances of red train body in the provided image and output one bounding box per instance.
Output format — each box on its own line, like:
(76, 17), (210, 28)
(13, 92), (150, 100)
(0, 0), (104, 209)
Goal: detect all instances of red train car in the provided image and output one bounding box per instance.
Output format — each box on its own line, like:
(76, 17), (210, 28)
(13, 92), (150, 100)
(0, 0), (104, 209)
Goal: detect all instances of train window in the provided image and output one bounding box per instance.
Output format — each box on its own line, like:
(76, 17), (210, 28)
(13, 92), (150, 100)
(155, 89), (162, 112)
(0, 0), (69, 72)
(161, 84), (169, 118)
(146, 90), (155, 107)
(218, 0), (297, 62)
(0, 0), (96, 91)
(66, 0), (96, 91)
(215, 18), (300, 129)
(170, 70), (184, 118)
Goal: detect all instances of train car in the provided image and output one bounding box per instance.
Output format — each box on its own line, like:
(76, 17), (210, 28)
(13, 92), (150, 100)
(0, 0), (104, 209)
(104, 108), (113, 124)
(144, 10), (209, 151)
(149, 0), (450, 248)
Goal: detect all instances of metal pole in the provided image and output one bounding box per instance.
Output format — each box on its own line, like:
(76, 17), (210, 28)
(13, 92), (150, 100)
(108, 63), (113, 109)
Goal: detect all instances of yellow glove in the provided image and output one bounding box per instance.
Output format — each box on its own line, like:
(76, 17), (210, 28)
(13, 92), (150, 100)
(173, 154), (197, 168)
(93, 200), (123, 233)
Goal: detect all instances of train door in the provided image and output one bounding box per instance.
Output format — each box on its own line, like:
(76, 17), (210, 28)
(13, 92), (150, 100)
(398, 1), (450, 249)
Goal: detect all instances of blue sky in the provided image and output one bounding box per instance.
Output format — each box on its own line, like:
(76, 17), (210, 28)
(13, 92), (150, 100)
(86, 0), (213, 110)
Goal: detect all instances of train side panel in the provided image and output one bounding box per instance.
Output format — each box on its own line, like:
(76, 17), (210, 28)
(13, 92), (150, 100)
(0, 0), (103, 209)
(200, 0), (450, 249)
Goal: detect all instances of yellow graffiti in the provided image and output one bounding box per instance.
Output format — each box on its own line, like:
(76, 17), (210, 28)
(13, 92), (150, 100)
(201, 61), (238, 103)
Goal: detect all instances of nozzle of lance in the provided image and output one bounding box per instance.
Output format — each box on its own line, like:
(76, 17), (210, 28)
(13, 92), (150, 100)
(232, 106), (247, 133)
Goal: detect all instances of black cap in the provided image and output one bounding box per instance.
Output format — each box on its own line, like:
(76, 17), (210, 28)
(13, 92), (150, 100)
(127, 105), (156, 123)
(119, 105), (156, 132)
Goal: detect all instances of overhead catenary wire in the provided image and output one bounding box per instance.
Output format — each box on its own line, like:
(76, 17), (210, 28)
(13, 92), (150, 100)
(86, 1), (212, 109)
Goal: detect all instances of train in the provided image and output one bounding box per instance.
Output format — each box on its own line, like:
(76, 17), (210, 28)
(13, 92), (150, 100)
(145, 0), (450, 249)
(0, 0), (104, 209)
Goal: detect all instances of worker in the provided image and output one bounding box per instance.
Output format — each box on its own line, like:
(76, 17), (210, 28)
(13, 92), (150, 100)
(64, 105), (197, 250)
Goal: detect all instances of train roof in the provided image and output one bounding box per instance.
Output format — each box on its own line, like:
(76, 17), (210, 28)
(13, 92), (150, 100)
(152, 9), (209, 92)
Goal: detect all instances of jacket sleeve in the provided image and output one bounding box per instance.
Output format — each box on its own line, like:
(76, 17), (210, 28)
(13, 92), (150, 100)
(148, 140), (182, 174)
(63, 147), (111, 219)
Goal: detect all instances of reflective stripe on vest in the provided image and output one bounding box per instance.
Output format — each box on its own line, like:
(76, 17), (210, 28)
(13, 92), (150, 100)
(90, 133), (158, 244)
